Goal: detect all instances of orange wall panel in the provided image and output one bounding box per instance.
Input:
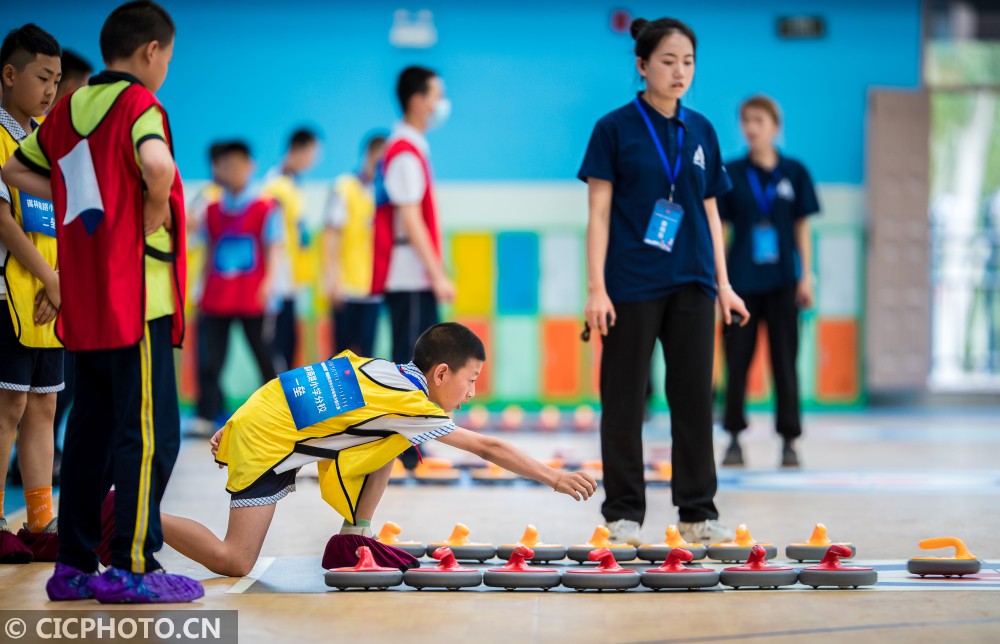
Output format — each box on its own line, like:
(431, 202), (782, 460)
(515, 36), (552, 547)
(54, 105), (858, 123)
(542, 319), (581, 397)
(458, 318), (492, 398)
(817, 319), (859, 399)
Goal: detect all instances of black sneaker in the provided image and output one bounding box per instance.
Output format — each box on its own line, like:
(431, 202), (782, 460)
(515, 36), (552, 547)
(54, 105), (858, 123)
(722, 436), (744, 467)
(781, 441), (800, 468)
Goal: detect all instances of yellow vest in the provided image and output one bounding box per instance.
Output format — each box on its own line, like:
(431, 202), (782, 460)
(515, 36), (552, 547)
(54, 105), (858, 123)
(215, 351), (452, 522)
(332, 174), (376, 298)
(0, 120), (61, 348)
(262, 174), (312, 285)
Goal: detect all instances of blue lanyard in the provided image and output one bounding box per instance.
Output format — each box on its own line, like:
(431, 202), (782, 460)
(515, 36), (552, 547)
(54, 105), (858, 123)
(746, 165), (780, 220)
(633, 97), (685, 201)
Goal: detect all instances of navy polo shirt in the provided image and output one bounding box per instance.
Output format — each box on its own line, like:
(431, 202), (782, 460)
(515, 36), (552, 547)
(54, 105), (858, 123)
(578, 93), (732, 303)
(717, 155), (820, 295)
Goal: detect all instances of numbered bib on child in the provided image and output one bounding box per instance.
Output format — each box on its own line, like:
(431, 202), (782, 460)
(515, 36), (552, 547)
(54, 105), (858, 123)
(280, 356), (368, 430)
(643, 198), (684, 253)
(19, 192), (56, 237)
(214, 235), (256, 274)
(752, 224), (779, 265)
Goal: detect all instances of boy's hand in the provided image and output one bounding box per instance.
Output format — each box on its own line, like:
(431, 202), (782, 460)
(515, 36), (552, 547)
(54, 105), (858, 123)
(143, 197), (172, 235)
(553, 471), (598, 501)
(34, 290), (58, 325)
(34, 271), (60, 325)
(210, 428), (225, 468)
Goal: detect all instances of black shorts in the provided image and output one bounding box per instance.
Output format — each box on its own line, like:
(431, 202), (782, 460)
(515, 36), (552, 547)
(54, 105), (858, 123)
(230, 467), (299, 508)
(0, 307), (64, 393)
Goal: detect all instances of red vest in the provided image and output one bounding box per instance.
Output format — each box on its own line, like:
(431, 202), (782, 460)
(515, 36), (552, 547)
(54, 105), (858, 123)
(38, 82), (186, 351)
(200, 196), (274, 316)
(371, 138), (440, 295)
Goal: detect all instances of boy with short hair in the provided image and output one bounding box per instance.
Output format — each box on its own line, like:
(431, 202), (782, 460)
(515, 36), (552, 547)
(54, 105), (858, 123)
(0, 23), (62, 564)
(158, 323), (597, 577)
(52, 49), (92, 107)
(3, 0), (202, 603)
(192, 141), (283, 435)
(324, 132), (387, 357)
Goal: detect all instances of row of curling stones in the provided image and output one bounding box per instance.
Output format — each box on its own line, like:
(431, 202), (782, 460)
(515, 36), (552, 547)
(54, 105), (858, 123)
(907, 537), (982, 577)
(325, 544), (877, 591)
(722, 544), (876, 589)
(376, 521), (854, 563)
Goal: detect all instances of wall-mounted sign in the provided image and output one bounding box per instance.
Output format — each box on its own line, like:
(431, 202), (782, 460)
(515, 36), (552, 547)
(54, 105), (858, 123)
(390, 9), (437, 49)
(777, 15), (826, 39)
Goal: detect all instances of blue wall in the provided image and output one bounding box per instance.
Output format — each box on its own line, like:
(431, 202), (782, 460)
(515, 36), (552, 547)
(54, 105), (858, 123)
(8, 1), (920, 184)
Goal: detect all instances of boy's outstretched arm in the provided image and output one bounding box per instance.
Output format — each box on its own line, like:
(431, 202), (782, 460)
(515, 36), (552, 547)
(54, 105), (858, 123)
(437, 427), (598, 501)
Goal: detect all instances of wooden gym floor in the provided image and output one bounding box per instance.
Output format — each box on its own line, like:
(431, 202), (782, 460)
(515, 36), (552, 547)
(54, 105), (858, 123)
(1, 407), (998, 643)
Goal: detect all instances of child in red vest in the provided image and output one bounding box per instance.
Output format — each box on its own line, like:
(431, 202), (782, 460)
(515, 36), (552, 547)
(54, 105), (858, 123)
(3, 0), (202, 603)
(191, 141), (283, 435)
(373, 66), (455, 470)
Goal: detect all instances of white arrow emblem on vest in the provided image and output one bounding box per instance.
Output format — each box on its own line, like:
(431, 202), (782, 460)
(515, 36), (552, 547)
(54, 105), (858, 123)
(58, 139), (105, 235)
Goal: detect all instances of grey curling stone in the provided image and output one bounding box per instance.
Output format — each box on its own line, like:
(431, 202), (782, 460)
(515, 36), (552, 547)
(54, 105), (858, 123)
(786, 544), (856, 562)
(567, 545), (637, 563)
(907, 559), (981, 577)
(707, 544), (778, 563)
(799, 568), (877, 588)
(719, 568), (798, 589)
(403, 568), (483, 590)
(425, 544), (497, 562)
(392, 543), (430, 558)
(496, 544), (568, 563)
(638, 544), (707, 562)
(324, 569), (403, 590)
(561, 569), (641, 592)
(483, 570), (562, 590)
(641, 569), (719, 590)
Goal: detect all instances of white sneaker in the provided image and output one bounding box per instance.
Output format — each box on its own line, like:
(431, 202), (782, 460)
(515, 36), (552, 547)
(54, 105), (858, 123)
(679, 519), (734, 544)
(605, 519), (642, 546)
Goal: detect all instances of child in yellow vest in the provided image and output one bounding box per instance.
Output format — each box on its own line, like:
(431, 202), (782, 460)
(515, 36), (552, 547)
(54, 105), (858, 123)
(0, 24), (62, 564)
(324, 132), (386, 356)
(159, 323), (598, 576)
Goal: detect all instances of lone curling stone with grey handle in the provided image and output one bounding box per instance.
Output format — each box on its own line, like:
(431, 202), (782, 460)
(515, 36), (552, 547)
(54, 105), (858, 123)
(907, 537), (982, 577)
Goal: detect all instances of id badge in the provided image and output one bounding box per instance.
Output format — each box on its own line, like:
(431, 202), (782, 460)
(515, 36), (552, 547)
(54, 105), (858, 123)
(214, 235), (256, 274)
(752, 224), (779, 265)
(280, 356), (367, 430)
(19, 192), (56, 237)
(643, 198), (684, 253)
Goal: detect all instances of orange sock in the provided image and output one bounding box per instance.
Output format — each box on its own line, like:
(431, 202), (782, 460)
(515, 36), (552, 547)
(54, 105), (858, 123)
(0, 487), (5, 521)
(25, 486), (54, 532)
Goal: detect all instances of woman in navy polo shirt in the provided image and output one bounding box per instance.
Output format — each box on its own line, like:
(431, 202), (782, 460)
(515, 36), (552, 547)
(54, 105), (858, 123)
(578, 17), (749, 547)
(718, 95), (820, 469)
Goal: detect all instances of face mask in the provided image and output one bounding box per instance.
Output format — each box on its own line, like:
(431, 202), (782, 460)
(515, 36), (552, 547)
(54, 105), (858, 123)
(429, 97), (452, 129)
